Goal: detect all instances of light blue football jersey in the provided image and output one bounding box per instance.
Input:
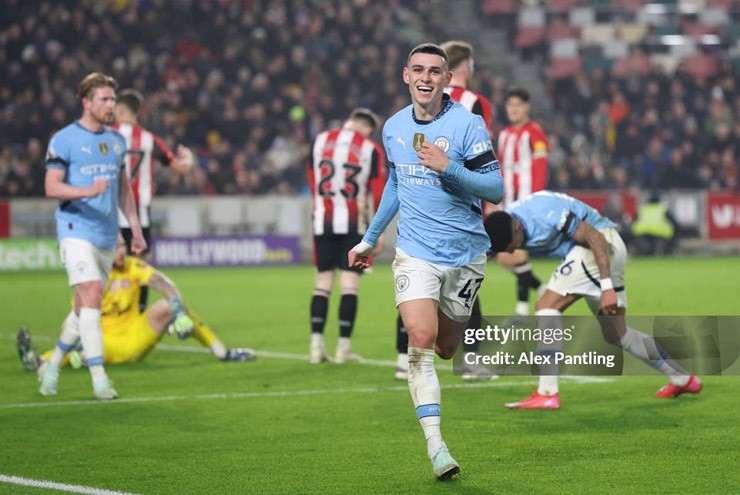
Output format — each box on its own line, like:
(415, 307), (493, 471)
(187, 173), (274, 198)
(383, 94), (499, 266)
(507, 190), (616, 258)
(46, 121), (127, 250)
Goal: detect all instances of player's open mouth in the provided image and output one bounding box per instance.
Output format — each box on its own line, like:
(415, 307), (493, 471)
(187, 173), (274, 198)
(417, 86), (433, 95)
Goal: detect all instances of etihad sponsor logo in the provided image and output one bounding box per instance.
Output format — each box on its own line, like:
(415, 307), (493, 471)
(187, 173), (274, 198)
(80, 163), (120, 175)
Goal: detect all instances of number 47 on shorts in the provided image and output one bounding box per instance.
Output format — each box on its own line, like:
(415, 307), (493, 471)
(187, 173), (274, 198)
(458, 278), (483, 308)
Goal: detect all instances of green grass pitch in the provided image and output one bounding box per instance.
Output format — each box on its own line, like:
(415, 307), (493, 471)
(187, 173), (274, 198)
(1, 256), (739, 494)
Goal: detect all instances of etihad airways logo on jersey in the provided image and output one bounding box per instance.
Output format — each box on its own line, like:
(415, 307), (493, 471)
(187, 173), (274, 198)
(396, 163), (442, 186)
(80, 163), (120, 175)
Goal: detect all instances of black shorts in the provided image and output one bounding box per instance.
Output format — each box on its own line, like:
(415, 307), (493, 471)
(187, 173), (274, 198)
(313, 233), (364, 273)
(121, 226), (152, 256)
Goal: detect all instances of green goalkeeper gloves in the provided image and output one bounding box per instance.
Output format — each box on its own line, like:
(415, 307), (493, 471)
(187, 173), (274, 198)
(168, 296), (194, 339)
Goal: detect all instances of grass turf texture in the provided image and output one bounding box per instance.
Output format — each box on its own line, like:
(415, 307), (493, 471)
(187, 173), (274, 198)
(1, 257), (739, 494)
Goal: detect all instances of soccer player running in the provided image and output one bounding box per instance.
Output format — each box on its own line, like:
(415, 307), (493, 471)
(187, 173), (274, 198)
(308, 108), (386, 364)
(497, 86), (548, 321)
(484, 191), (702, 410)
(113, 89), (196, 310)
(393, 40), (496, 381)
(18, 236), (254, 370)
(42, 72), (145, 399)
(349, 43), (503, 480)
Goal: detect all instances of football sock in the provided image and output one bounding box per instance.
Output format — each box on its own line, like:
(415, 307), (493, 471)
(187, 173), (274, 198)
(535, 309), (563, 395)
(463, 297), (482, 353)
(187, 309), (227, 359)
(310, 289), (330, 334)
(138, 285), (149, 313)
(337, 336), (351, 352)
(395, 314), (408, 354)
(408, 346), (444, 458)
(513, 263), (541, 315)
(397, 352), (408, 370)
(620, 327), (690, 387)
(338, 290), (358, 339)
(78, 307), (106, 381)
(49, 310), (80, 369)
(311, 332), (324, 347)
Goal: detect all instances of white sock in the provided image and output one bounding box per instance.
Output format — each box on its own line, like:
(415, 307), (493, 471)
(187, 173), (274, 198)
(397, 353), (408, 370)
(210, 341), (227, 359)
(515, 301), (529, 317)
(49, 310), (80, 369)
(337, 336), (351, 351)
(408, 346), (444, 458)
(311, 333), (324, 347)
(535, 309), (563, 395)
(79, 307), (107, 382)
(620, 327), (690, 386)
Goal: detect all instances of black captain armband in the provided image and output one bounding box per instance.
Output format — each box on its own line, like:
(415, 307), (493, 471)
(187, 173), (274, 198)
(464, 151), (496, 171)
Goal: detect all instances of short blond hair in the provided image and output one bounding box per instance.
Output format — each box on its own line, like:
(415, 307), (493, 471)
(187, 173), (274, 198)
(440, 41), (474, 71)
(77, 72), (117, 100)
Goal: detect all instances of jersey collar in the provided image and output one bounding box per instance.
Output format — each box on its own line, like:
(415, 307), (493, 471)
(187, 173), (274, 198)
(412, 93), (453, 125)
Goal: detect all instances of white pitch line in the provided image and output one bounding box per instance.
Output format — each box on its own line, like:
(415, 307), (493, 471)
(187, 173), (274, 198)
(0, 377), (609, 411)
(0, 474), (141, 495)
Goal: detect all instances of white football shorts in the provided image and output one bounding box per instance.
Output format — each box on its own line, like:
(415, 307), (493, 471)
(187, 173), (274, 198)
(391, 247), (487, 322)
(545, 227), (628, 311)
(59, 238), (114, 287)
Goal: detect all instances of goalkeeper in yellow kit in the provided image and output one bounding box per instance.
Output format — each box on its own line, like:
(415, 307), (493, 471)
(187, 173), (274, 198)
(17, 237), (255, 370)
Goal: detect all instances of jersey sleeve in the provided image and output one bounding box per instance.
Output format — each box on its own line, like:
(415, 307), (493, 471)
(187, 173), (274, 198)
(45, 132), (71, 170)
(471, 95), (494, 135)
(368, 142), (387, 212)
(152, 134), (175, 166)
(529, 123), (549, 192)
(556, 205), (580, 238)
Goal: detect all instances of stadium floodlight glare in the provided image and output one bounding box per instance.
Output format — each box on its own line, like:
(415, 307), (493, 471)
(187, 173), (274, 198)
(643, 4), (669, 14)
(660, 35), (689, 46)
(700, 35), (721, 45)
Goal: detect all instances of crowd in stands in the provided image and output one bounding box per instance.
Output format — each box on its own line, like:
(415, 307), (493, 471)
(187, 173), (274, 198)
(0, 0), (738, 198)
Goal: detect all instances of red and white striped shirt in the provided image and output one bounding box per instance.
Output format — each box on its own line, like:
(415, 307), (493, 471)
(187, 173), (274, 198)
(497, 120), (549, 205)
(445, 86), (494, 134)
(112, 122), (175, 228)
(308, 128), (386, 235)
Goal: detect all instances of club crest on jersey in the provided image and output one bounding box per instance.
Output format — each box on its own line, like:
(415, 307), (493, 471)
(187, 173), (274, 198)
(413, 133), (425, 152)
(99, 142), (109, 155)
(113, 142), (123, 155)
(396, 275), (410, 293)
(434, 136), (450, 152)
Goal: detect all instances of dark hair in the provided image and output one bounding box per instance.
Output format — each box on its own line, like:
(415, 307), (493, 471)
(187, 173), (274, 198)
(440, 41), (473, 71)
(407, 43), (448, 68)
(349, 107), (380, 131)
(117, 89), (144, 114)
(506, 85), (531, 103)
(77, 72), (117, 99)
(484, 211), (513, 252)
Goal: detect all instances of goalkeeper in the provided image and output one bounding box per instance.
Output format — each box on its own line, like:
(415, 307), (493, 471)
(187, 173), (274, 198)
(18, 236), (254, 371)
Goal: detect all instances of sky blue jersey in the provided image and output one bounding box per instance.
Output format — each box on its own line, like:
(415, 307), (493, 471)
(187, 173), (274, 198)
(367, 94), (502, 267)
(507, 190), (616, 258)
(45, 121), (127, 250)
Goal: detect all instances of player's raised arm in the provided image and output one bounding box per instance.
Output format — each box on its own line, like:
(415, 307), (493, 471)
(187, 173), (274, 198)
(571, 221), (617, 314)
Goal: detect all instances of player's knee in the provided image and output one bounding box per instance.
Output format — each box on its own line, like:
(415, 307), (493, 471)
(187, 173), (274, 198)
(435, 343), (455, 360)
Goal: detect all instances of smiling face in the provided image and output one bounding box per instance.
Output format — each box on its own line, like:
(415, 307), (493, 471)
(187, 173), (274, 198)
(403, 51), (451, 119)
